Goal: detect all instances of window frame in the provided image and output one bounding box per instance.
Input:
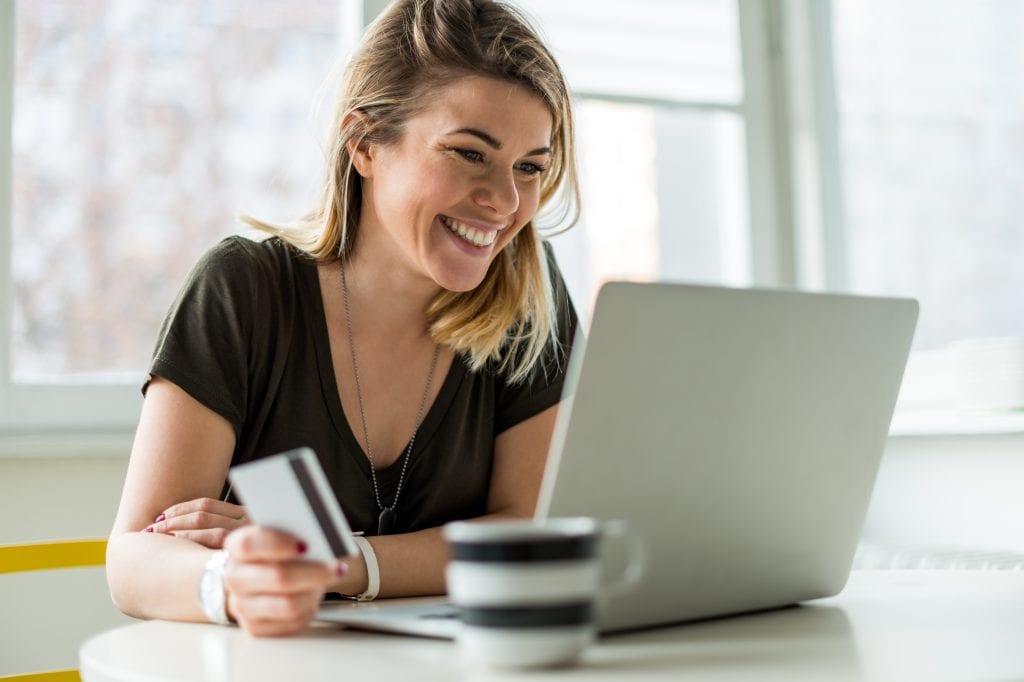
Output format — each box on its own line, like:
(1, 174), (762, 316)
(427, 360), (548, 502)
(2, 0), (16, 428)
(0, 0), (173, 434)
(0, 0), (364, 439)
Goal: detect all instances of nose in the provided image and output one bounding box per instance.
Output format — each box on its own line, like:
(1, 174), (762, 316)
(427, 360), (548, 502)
(473, 168), (519, 217)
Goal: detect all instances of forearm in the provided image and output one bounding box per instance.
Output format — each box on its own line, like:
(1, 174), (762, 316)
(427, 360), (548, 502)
(331, 510), (526, 598)
(107, 531), (213, 622)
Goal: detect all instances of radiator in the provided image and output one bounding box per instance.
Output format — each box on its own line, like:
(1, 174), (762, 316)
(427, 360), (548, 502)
(854, 544), (1024, 570)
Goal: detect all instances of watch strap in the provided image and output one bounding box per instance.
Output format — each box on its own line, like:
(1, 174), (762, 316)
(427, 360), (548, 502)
(353, 536), (380, 601)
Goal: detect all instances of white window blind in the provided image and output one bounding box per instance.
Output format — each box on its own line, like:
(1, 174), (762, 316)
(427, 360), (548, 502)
(517, 0), (742, 104)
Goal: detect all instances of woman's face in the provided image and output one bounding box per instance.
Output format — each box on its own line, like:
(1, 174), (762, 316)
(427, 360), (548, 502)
(353, 75), (554, 293)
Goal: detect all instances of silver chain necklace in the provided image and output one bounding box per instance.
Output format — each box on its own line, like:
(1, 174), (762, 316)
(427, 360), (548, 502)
(340, 263), (440, 535)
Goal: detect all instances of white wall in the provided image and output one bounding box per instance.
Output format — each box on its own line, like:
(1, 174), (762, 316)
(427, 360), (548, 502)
(0, 454), (134, 676)
(863, 434), (1024, 553)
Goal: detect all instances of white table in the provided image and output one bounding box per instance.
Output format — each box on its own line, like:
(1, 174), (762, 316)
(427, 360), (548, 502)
(80, 571), (1024, 681)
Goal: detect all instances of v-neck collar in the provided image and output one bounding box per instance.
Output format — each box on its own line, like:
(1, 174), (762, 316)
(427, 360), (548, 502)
(306, 258), (466, 480)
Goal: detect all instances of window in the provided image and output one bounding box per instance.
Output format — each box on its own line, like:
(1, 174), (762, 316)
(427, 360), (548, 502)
(830, 0), (1024, 417)
(516, 0), (751, 317)
(2, 0), (353, 429)
(12, 0), (343, 382)
(4, 0), (1021, 435)
(833, 0), (1024, 349)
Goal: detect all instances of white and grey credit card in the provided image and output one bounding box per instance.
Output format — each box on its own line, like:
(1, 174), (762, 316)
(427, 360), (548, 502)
(228, 447), (359, 563)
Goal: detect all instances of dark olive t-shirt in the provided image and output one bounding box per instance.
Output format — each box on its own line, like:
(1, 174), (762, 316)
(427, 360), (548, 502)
(145, 236), (577, 536)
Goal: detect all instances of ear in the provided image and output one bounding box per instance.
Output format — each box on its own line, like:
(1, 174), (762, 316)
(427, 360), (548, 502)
(343, 110), (374, 178)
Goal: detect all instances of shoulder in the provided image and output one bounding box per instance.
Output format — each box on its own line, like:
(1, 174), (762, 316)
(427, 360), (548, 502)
(490, 240), (578, 381)
(197, 235), (308, 272)
(189, 235), (313, 291)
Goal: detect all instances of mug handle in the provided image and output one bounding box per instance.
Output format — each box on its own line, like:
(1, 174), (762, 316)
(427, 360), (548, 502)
(599, 519), (646, 597)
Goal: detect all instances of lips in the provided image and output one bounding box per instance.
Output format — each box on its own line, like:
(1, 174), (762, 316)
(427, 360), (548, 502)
(439, 215), (500, 248)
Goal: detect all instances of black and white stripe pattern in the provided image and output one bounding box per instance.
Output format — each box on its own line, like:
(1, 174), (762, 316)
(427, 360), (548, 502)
(445, 520), (602, 667)
(460, 602), (591, 628)
(446, 560), (599, 606)
(451, 536), (597, 563)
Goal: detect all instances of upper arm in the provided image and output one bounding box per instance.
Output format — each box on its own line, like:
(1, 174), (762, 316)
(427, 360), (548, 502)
(486, 402), (561, 518)
(486, 247), (576, 518)
(110, 377), (236, 536)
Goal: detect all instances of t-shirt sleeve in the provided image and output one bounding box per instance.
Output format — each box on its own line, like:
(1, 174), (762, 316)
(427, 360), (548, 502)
(493, 242), (580, 435)
(143, 237), (262, 435)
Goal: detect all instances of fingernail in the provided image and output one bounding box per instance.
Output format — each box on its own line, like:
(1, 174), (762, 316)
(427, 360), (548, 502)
(154, 514), (166, 523)
(336, 561), (348, 576)
(144, 526), (154, 533)
(297, 541), (308, 555)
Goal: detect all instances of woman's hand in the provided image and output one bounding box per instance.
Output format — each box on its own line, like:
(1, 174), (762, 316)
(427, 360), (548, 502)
(223, 526), (346, 637)
(146, 498), (249, 549)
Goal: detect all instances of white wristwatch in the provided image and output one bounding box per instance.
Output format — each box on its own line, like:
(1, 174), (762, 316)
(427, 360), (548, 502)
(352, 535), (380, 601)
(198, 550), (232, 625)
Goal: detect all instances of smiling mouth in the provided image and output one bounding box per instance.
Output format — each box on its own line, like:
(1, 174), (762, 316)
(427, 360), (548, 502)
(439, 215), (499, 248)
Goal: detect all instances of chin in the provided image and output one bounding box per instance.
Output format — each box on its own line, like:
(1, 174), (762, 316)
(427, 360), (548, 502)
(426, 250), (501, 294)
(434, 270), (489, 293)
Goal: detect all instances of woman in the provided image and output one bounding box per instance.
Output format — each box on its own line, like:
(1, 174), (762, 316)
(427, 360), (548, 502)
(106, 0), (580, 637)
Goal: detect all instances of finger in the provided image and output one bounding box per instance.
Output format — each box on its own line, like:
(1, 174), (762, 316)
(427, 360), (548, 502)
(152, 510), (249, 534)
(158, 498), (247, 522)
(224, 525), (310, 563)
(238, 617), (308, 638)
(226, 558), (337, 597)
(229, 591), (323, 635)
(164, 528), (231, 549)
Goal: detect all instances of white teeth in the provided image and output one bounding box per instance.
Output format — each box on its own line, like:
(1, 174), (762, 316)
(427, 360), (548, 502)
(440, 215), (497, 247)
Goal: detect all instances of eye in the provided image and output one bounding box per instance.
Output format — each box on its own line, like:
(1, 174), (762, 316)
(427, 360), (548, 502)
(455, 148), (484, 163)
(515, 161), (548, 176)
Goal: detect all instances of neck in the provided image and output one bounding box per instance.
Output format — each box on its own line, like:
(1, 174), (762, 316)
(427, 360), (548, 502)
(339, 250), (440, 344)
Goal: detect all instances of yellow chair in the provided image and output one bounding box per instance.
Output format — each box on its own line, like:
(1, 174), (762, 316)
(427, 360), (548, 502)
(0, 539), (107, 682)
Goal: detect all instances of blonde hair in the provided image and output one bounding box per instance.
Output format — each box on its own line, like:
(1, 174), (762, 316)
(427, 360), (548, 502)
(245, 0), (579, 384)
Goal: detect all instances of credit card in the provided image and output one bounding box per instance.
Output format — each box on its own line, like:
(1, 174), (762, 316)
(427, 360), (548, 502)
(228, 447), (359, 562)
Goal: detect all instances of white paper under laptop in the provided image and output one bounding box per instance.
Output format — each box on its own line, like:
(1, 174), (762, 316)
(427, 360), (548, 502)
(317, 281), (918, 636)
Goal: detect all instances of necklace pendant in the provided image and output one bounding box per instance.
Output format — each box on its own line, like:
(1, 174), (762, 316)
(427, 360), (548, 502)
(377, 507), (396, 535)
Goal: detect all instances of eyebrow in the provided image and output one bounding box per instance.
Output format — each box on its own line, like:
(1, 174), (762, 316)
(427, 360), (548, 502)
(448, 127), (552, 157)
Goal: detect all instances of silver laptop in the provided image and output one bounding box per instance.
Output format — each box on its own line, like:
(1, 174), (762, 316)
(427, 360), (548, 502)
(317, 281), (918, 637)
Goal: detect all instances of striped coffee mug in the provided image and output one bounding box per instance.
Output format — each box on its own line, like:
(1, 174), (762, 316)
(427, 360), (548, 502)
(444, 517), (644, 668)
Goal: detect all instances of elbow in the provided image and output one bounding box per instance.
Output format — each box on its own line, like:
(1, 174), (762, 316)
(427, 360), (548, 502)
(105, 533), (145, 619)
(107, 578), (138, 619)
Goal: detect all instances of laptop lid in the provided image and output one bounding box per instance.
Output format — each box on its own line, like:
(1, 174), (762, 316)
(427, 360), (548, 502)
(536, 281), (918, 633)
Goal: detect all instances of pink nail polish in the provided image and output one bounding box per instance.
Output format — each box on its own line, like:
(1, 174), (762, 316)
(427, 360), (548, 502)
(144, 527), (154, 533)
(154, 514), (166, 523)
(336, 562), (348, 577)
(297, 541), (308, 555)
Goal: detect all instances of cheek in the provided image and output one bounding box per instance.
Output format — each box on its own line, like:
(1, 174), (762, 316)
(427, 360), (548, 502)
(415, 162), (469, 209)
(495, 218), (531, 255)
(492, 184), (542, 249)
(384, 176), (450, 224)
(378, 152), (452, 209)
(515, 182), (543, 225)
